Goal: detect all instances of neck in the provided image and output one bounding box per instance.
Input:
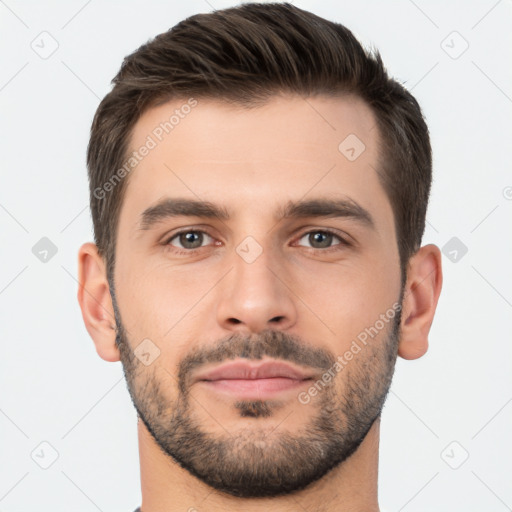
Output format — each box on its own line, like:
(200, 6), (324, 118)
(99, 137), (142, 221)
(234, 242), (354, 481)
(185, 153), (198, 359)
(137, 416), (381, 512)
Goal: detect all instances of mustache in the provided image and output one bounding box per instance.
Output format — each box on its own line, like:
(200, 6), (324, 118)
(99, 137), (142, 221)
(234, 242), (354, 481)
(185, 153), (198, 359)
(177, 329), (336, 394)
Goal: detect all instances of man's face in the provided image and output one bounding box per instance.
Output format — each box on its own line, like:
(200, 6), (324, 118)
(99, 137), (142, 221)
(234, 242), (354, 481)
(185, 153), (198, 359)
(112, 94), (404, 497)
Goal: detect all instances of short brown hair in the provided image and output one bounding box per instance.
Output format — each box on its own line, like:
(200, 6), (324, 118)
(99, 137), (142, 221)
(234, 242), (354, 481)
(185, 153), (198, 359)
(87, 2), (432, 286)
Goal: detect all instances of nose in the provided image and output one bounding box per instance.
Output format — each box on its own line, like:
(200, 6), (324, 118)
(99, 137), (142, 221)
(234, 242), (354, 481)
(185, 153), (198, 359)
(216, 241), (298, 334)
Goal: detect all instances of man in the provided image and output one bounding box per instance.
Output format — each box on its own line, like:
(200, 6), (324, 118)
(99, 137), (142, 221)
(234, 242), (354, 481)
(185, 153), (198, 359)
(77, 3), (442, 511)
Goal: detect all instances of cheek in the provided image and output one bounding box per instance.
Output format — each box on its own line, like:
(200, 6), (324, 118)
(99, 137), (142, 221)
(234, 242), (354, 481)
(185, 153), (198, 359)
(115, 236), (400, 350)
(292, 252), (400, 342)
(115, 257), (215, 342)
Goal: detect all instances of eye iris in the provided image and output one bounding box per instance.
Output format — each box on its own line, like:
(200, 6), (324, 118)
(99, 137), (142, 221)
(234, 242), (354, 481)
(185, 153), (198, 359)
(180, 231), (203, 249)
(310, 232), (332, 248)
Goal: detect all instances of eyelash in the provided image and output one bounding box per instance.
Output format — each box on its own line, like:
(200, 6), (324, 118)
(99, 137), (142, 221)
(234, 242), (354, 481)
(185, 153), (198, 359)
(162, 228), (351, 255)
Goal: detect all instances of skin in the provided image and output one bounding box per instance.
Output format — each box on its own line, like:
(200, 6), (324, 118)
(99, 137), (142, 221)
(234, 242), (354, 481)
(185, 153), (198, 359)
(77, 93), (442, 512)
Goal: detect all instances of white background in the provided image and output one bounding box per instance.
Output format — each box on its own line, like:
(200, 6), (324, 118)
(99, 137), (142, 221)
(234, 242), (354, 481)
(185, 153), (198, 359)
(1, 1), (511, 511)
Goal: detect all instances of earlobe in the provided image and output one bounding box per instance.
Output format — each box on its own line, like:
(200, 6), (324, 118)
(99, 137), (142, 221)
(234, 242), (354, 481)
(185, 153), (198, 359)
(77, 242), (121, 363)
(398, 244), (443, 360)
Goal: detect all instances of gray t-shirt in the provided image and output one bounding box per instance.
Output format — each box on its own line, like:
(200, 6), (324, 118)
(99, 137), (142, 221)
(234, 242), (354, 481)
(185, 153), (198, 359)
(133, 508), (141, 512)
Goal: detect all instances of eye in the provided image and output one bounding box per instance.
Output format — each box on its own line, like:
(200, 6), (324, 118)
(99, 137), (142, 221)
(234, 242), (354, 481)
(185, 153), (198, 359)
(162, 228), (350, 256)
(295, 229), (350, 250)
(165, 230), (215, 252)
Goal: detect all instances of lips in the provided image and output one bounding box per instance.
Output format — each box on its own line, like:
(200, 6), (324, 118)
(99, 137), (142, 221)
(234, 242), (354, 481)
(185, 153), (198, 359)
(192, 359), (315, 384)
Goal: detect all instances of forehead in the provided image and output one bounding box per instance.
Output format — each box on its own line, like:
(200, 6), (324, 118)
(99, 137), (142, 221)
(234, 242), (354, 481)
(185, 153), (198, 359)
(120, 93), (393, 237)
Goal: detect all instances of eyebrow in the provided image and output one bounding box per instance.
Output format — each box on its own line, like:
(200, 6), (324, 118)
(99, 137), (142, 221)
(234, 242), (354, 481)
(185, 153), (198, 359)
(137, 196), (376, 232)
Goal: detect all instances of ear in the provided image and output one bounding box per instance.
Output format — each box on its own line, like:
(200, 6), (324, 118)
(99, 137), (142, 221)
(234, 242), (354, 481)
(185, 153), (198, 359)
(398, 244), (443, 360)
(77, 242), (120, 362)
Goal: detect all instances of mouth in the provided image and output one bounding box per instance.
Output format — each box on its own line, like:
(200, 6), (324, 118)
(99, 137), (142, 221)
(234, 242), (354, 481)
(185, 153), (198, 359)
(192, 359), (315, 399)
